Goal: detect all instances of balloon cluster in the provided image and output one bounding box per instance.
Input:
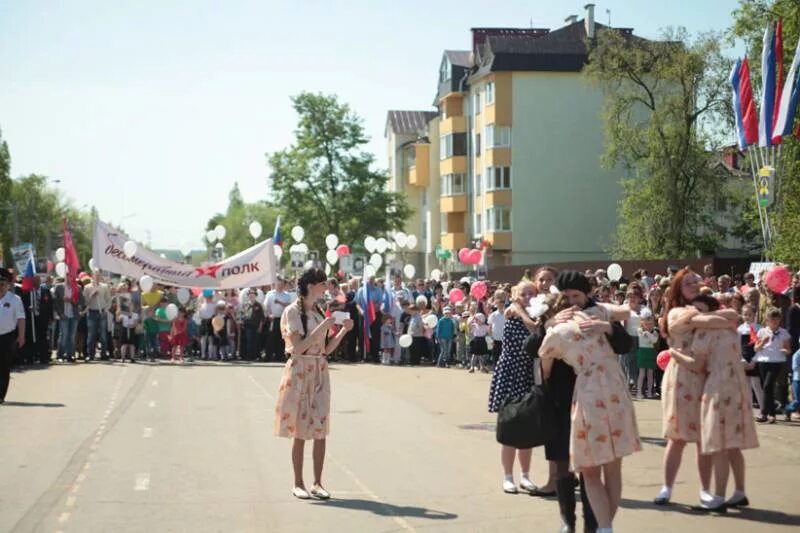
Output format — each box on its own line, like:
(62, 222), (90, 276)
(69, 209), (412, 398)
(458, 248), (483, 266)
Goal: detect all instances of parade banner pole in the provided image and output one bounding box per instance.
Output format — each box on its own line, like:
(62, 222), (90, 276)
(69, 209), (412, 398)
(747, 150), (769, 253)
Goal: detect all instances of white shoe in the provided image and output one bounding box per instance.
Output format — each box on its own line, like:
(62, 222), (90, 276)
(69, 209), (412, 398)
(519, 477), (537, 493)
(503, 480), (518, 494)
(292, 487), (310, 499)
(310, 485), (331, 499)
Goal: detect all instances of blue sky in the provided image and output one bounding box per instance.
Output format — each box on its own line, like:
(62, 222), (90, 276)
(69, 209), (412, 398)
(0, 0), (743, 251)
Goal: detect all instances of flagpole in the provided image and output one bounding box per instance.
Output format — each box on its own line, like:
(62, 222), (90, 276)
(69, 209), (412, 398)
(29, 292), (37, 344)
(747, 149), (769, 255)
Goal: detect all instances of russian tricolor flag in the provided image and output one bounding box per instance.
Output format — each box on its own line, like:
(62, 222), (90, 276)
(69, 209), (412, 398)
(21, 252), (36, 292)
(759, 23), (777, 147)
(273, 216), (282, 248)
(730, 58), (759, 149)
(773, 32), (800, 141)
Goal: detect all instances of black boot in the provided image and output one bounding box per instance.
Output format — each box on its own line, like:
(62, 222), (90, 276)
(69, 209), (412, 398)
(579, 474), (598, 533)
(556, 476), (577, 533)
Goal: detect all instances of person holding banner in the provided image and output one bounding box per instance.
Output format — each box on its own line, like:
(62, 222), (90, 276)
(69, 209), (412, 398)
(0, 268), (25, 403)
(274, 268), (353, 500)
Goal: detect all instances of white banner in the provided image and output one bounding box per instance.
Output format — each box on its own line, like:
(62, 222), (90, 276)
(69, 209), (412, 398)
(92, 219), (277, 289)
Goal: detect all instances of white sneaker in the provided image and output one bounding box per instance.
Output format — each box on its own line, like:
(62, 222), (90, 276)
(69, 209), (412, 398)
(310, 485), (331, 499)
(292, 486), (310, 500)
(519, 477), (537, 493)
(503, 480), (518, 494)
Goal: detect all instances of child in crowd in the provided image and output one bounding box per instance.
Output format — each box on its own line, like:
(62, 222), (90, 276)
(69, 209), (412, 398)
(784, 347), (800, 421)
(143, 306), (159, 362)
(169, 308), (188, 363)
(435, 307), (456, 368)
(458, 311), (471, 368)
(380, 314), (396, 365)
(212, 303), (229, 361)
(636, 312), (659, 399)
(408, 305), (426, 366)
(468, 313), (490, 373)
(754, 308), (792, 423)
(398, 301), (411, 365)
(488, 291), (506, 368)
(737, 305), (763, 412)
(119, 307), (139, 363)
(186, 313), (199, 361)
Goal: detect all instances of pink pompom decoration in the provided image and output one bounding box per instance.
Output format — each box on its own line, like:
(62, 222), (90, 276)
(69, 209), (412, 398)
(471, 281), (487, 300)
(336, 244), (350, 257)
(449, 288), (465, 304)
(656, 350), (671, 371)
(765, 265), (791, 294)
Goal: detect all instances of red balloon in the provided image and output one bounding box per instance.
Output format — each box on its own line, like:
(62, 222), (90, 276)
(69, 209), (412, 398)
(467, 249), (483, 265)
(656, 350), (671, 371)
(458, 248), (470, 263)
(336, 244), (350, 257)
(449, 288), (465, 304)
(471, 281), (487, 300)
(190, 287), (202, 297)
(765, 265), (791, 294)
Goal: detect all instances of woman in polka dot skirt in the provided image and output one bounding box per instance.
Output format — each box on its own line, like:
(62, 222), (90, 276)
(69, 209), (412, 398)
(488, 268), (556, 494)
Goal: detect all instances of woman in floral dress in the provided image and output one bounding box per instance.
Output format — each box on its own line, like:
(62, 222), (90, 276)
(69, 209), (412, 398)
(655, 269), (738, 507)
(540, 291), (640, 533)
(274, 268), (353, 500)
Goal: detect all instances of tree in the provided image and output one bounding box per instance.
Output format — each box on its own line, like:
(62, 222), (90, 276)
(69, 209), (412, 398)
(585, 28), (734, 259)
(731, 0), (800, 263)
(267, 92), (412, 255)
(0, 127), (12, 262)
(204, 182), (281, 260)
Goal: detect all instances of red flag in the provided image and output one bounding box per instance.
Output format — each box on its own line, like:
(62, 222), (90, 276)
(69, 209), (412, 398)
(740, 58), (759, 146)
(772, 19), (784, 144)
(63, 218), (81, 304)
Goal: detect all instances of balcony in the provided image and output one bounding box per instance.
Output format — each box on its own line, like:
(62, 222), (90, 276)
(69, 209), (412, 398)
(484, 190), (512, 206)
(440, 155), (467, 175)
(440, 194), (466, 213)
(408, 144), (430, 187)
(441, 232), (467, 250)
(484, 147), (511, 167)
(440, 116), (467, 135)
(484, 231), (512, 250)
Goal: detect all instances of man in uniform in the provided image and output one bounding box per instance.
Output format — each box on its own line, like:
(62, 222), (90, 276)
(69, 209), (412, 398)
(0, 268), (26, 404)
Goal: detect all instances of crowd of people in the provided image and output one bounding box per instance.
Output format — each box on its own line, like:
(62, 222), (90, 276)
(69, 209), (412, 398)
(2, 260), (799, 531)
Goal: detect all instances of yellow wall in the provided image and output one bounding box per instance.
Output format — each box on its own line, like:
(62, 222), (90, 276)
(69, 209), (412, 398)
(440, 116), (466, 135)
(484, 148), (511, 167)
(440, 194), (467, 213)
(442, 232), (467, 250)
(485, 190), (512, 206)
(409, 143), (430, 187)
(483, 72), (512, 126)
(440, 155), (467, 175)
(485, 232), (512, 250)
(440, 93), (463, 117)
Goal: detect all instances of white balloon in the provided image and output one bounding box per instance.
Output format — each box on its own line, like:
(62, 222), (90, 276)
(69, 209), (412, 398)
(274, 245), (283, 258)
(364, 264), (377, 278)
(55, 262), (67, 278)
(177, 287), (191, 305)
(369, 253), (383, 268)
(430, 268), (442, 282)
(424, 314), (438, 329)
(326, 249), (339, 265)
(406, 235), (418, 249)
(55, 247), (65, 262)
(304, 260), (313, 269)
(214, 242), (224, 250)
(192, 313), (202, 325)
(166, 303), (179, 321)
(249, 221), (262, 240)
(123, 240), (138, 257)
(289, 244), (299, 253)
(607, 263), (623, 282)
(256, 289), (265, 304)
(398, 334), (413, 348)
(394, 232), (408, 247)
(325, 234), (339, 250)
(214, 224), (226, 241)
(376, 237), (388, 254)
(325, 263), (331, 276)
(291, 225), (305, 242)
(364, 236), (377, 253)
(89, 258), (99, 272)
(296, 243), (309, 254)
(139, 275), (154, 293)
(403, 264), (416, 279)
(180, 245), (192, 257)
(206, 230), (217, 243)
(160, 253), (167, 258)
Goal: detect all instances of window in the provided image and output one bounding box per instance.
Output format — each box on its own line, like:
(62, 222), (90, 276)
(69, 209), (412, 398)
(475, 173), (481, 195)
(485, 125), (511, 148)
(440, 213), (448, 234)
(486, 207), (512, 232)
(474, 92), (481, 115)
(440, 173), (466, 196)
(485, 82), (495, 105)
(440, 104), (447, 120)
(486, 167), (511, 190)
(475, 134), (481, 156)
(439, 133), (467, 160)
(421, 190), (427, 207)
(440, 57), (451, 83)
(475, 214), (482, 235)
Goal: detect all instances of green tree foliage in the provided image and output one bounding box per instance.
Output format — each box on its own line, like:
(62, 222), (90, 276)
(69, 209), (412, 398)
(731, 0), (800, 263)
(585, 28), (734, 259)
(204, 182), (280, 259)
(0, 128), (12, 260)
(267, 92), (412, 254)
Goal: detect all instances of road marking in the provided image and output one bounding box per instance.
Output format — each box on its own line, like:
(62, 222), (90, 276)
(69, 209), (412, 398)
(148, 400), (157, 408)
(134, 473), (150, 491)
(143, 427), (153, 438)
(58, 512), (70, 524)
(244, 372), (416, 532)
(65, 496), (76, 508)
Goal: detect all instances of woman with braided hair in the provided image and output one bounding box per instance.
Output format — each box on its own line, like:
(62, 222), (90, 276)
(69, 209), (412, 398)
(274, 268), (353, 500)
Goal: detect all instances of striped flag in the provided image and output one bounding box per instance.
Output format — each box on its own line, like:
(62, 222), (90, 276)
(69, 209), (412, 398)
(63, 219), (81, 304)
(772, 18), (784, 145)
(773, 33), (800, 141)
(272, 216), (282, 247)
(730, 58), (759, 149)
(759, 22), (777, 147)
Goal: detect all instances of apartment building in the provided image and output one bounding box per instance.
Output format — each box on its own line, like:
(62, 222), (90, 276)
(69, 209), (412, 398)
(387, 4), (646, 268)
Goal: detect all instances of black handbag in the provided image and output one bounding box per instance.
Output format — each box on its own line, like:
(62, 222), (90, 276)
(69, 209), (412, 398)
(496, 382), (555, 449)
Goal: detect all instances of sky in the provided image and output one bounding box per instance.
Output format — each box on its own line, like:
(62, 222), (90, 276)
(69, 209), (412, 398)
(0, 0), (744, 252)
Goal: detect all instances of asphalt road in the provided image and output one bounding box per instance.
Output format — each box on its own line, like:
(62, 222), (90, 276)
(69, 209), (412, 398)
(1, 360), (798, 532)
